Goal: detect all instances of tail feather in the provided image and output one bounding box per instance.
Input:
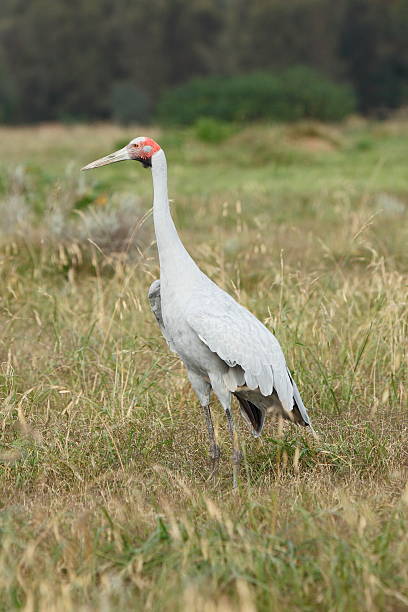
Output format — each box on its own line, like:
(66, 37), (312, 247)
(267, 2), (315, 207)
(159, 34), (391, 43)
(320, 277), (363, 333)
(286, 369), (317, 431)
(234, 393), (265, 436)
(233, 377), (315, 437)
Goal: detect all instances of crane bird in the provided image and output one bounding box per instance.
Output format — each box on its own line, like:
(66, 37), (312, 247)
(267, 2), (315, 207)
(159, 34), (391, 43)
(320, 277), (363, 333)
(82, 137), (314, 487)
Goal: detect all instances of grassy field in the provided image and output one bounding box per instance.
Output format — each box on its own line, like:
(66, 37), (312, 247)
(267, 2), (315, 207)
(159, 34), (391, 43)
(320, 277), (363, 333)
(0, 119), (407, 611)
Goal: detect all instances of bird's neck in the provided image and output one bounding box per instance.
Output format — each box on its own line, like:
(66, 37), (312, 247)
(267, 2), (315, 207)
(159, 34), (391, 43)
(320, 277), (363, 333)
(151, 150), (200, 283)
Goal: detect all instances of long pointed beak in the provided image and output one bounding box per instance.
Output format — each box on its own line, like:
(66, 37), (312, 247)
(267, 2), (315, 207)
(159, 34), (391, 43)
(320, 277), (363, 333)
(81, 146), (130, 171)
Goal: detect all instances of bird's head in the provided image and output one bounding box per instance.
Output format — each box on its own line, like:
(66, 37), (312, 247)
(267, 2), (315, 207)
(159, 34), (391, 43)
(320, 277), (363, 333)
(81, 136), (161, 171)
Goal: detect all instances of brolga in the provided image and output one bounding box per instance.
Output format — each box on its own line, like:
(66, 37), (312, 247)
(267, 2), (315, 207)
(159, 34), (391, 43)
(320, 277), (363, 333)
(82, 137), (314, 487)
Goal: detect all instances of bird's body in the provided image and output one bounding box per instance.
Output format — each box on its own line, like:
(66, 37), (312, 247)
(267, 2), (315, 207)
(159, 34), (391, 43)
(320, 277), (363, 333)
(83, 137), (314, 486)
(148, 278), (311, 430)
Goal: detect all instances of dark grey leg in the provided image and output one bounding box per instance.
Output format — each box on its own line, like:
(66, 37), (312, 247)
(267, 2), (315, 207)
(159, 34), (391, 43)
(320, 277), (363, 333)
(202, 403), (220, 475)
(187, 370), (220, 477)
(226, 406), (242, 489)
(208, 373), (242, 489)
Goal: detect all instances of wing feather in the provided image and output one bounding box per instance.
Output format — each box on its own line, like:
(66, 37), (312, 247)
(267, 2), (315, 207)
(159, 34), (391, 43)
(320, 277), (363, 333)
(148, 280), (178, 353)
(187, 289), (294, 412)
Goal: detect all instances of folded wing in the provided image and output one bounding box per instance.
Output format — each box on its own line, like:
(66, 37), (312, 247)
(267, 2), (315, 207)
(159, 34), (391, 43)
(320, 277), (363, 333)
(186, 288), (295, 414)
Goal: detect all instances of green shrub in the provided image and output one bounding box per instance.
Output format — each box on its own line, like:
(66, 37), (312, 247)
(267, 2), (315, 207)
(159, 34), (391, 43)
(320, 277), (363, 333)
(156, 67), (356, 125)
(193, 117), (236, 143)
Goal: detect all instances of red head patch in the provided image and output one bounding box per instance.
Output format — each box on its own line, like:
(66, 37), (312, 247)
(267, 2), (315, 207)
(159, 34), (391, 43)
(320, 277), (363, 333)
(128, 137), (161, 163)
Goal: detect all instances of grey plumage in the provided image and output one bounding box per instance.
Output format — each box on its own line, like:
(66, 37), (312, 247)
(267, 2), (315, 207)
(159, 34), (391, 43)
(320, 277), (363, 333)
(82, 136), (315, 488)
(148, 279), (314, 442)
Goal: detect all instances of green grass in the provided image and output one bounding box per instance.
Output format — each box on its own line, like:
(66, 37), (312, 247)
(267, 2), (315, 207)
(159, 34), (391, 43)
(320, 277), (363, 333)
(0, 119), (407, 611)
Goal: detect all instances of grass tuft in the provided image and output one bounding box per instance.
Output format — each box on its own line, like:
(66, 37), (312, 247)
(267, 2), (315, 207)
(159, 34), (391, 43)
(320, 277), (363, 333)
(0, 120), (407, 610)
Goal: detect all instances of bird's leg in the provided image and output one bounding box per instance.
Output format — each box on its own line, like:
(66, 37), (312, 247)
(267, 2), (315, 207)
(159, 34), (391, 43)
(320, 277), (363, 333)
(187, 370), (219, 477)
(225, 406), (242, 489)
(202, 403), (220, 476)
(209, 374), (242, 489)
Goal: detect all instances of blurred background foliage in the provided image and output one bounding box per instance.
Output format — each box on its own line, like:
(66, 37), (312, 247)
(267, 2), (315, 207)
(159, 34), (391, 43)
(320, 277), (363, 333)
(0, 0), (407, 126)
(157, 68), (357, 124)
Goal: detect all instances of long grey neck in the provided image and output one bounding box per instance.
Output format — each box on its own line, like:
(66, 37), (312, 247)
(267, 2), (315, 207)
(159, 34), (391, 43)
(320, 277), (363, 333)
(151, 149), (200, 282)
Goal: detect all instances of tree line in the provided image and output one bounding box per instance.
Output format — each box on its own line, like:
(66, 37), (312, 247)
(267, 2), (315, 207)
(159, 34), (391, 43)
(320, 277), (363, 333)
(0, 0), (407, 124)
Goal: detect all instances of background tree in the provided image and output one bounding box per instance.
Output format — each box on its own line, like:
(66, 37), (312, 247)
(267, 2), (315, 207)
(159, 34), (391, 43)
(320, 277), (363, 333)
(0, 0), (407, 123)
(340, 0), (408, 112)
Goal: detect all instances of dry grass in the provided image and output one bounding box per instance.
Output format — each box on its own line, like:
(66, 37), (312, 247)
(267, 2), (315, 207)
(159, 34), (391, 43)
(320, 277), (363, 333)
(0, 120), (407, 611)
